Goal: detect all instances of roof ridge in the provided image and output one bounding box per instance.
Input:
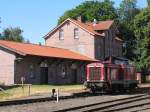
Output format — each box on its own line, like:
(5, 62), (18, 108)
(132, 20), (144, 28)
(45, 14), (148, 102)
(85, 20), (114, 23)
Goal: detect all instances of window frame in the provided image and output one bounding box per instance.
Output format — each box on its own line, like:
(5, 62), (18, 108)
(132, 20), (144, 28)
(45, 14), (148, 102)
(59, 29), (64, 40)
(74, 28), (79, 39)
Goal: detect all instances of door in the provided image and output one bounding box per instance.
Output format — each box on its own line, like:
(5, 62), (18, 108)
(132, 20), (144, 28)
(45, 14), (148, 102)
(40, 67), (48, 84)
(72, 69), (77, 84)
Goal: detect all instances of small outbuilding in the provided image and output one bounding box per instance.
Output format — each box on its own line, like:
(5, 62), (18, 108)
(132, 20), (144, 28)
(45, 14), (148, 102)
(0, 40), (96, 85)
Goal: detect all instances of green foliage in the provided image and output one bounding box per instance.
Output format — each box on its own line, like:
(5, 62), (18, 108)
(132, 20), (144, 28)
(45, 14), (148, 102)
(58, 0), (117, 24)
(147, 0), (150, 6)
(118, 21), (136, 59)
(117, 0), (139, 59)
(133, 8), (150, 73)
(0, 27), (24, 42)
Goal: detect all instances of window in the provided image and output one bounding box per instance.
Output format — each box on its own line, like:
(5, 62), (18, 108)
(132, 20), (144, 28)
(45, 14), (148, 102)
(40, 61), (48, 67)
(61, 66), (66, 78)
(29, 64), (35, 79)
(127, 67), (136, 80)
(110, 68), (118, 80)
(74, 28), (79, 39)
(89, 67), (100, 80)
(58, 64), (67, 78)
(59, 29), (64, 40)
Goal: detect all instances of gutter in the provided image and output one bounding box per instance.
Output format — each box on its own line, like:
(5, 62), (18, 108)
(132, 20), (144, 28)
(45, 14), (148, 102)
(0, 44), (26, 56)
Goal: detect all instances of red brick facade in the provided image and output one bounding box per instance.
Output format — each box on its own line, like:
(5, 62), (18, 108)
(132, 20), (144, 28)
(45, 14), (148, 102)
(45, 18), (123, 60)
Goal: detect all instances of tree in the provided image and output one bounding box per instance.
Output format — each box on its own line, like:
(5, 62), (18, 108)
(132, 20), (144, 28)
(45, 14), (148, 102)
(58, 0), (117, 24)
(147, 0), (150, 6)
(133, 7), (150, 74)
(117, 0), (139, 59)
(0, 27), (24, 42)
(118, 21), (136, 59)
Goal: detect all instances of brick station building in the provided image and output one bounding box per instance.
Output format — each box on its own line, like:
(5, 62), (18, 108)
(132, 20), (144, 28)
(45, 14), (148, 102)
(45, 18), (123, 60)
(0, 18), (123, 85)
(0, 40), (96, 85)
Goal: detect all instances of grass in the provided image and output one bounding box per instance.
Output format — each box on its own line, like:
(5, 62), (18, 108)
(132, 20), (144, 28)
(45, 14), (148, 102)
(0, 84), (84, 101)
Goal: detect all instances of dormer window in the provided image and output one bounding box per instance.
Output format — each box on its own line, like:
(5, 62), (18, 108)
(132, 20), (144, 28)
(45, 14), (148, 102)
(74, 28), (79, 39)
(59, 29), (64, 40)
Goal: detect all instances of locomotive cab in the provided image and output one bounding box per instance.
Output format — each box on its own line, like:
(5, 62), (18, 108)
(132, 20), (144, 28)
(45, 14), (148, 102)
(85, 63), (106, 93)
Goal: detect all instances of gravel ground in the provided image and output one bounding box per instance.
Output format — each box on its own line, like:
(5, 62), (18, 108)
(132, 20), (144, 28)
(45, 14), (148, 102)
(0, 83), (149, 112)
(0, 94), (145, 112)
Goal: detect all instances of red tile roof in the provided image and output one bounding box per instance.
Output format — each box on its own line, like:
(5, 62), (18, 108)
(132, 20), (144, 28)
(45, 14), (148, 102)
(44, 18), (114, 39)
(86, 20), (114, 30)
(70, 19), (102, 36)
(69, 19), (122, 42)
(0, 40), (96, 61)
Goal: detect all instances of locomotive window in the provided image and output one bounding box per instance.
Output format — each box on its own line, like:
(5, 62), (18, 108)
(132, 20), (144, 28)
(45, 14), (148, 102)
(89, 67), (100, 80)
(127, 67), (135, 80)
(110, 68), (118, 80)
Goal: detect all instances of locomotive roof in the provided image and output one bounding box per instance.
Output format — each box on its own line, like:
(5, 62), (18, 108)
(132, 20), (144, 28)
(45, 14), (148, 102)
(104, 56), (129, 65)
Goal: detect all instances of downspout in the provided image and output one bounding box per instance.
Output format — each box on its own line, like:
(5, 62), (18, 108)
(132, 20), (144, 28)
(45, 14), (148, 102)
(103, 36), (105, 60)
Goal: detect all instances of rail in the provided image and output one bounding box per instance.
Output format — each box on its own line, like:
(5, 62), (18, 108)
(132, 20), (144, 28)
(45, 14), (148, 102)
(53, 93), (150, 112)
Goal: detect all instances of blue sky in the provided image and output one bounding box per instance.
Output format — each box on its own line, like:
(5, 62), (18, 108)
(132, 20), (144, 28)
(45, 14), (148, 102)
(0, 0), (147, 44)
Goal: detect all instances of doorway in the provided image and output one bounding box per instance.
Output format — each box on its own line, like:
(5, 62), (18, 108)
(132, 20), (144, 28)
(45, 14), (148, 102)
(40, 67), (48, 84)
(72, 69), (77, 84)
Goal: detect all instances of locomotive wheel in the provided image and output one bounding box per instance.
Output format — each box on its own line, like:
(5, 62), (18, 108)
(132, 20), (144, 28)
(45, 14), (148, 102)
(128, 84), (137, 92)
(111, 85), (117, 92)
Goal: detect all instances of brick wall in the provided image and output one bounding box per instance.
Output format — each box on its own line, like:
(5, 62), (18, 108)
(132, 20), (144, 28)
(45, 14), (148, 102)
(45, 21), (95, 59)
(45, 21), (123, 60)
(0, 47), (15, 85)
(15, 56), (86, 84)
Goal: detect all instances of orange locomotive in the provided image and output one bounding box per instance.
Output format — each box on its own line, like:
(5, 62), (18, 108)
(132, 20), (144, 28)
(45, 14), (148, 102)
(85, 56), (139, 93)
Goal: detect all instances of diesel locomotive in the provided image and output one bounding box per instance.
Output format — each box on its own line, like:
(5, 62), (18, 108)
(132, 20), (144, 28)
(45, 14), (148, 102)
(84, 56), (139, 93)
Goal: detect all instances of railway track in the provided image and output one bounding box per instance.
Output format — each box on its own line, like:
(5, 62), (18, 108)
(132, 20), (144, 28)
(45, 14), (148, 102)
(54, 94), (150, 112)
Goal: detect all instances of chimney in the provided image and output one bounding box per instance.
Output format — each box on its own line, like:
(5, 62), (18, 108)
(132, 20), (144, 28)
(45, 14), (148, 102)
(77, 16), (82, 22)
(93, 19), (97, 26)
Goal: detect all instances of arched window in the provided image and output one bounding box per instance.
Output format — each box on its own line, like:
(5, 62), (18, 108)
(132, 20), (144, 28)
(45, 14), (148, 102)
(59, 29), (64, 40)
(40, 61), (48, 67)
(60, 64), (67, 78)
(74, 28), (79, 39)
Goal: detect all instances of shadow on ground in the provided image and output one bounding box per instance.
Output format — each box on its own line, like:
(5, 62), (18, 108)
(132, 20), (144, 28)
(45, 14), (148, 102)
(72, 86), (150, 98)
(0, 85), (20, 91)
